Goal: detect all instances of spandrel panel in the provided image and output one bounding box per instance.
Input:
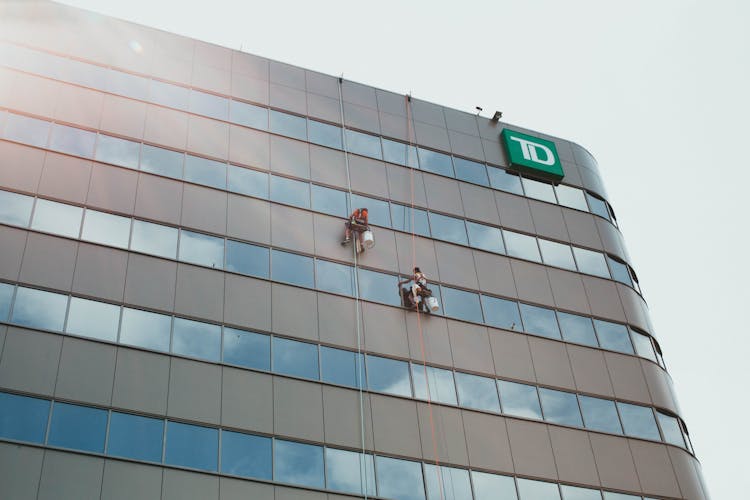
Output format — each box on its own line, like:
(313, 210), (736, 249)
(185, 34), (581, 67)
(498, 380), (542, 420)
(226, 240), (269, 278)
(539, 388), (583, 427)
(579, 395), (622, 434)
(228, 165), (269, 198)
(272, 336), (319, 380)
(271, 250), (314, 288)
(11, 287), (68, 332)
(487, 166), (523, 195)
(140, 144), (184, 179)
(556, 311), (598, 347)
(273, 439), (324, 488)
(119, 307), (171, 352)
(270, 110), (307, 141)
(131, 220), (179, 259)
(223, 328), (270, 371)
(31, 199), (83, 238)
(4, 112), (51, 147)
(315, 259), (354, 296)
(165, 421), (219, 471)
(411, 363), (457, 405)
(220, 430), (272, 479)
(503, 230), (541, 262)
(366, 354), (411, 397)
(481, 295), (522, 331)
(471, 470), (518, 500)
(453, 157), (489, 186)
(172, 317), (221, 362)
(49, 123), (96, 158)
(0, 392), (50, 443)
(48, 402), (107, 453)
(519, 303), (561, 340)
(107, 412), (164, 463)
(325, 448), (376, 496)
(467, 221), (504, 254)
(320, 347), (363, 389)
(423, 463), (473, 500)
(454, 371), (500, 412)
(65, 297), (120, 342)
(184, 154), (228, 190)
(617, 402), (660, 440)
(230, 100), (268, 130)
(0, 190), (34, 227)
(178, 229), (225, 269)
(539, 239), (576, 270)
(81, 209), (131, 248)
(375, 455), (426, 500)
(95, 134), (140, 168)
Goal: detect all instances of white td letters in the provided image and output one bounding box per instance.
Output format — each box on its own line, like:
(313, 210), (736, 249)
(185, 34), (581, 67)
(509, 137), (555, 166)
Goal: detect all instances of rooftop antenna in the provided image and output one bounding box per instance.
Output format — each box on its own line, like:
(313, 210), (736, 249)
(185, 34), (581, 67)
(475, 106), (483, 116)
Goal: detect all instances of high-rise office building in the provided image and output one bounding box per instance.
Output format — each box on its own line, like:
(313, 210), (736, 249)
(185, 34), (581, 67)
(0, 2), (708, 499)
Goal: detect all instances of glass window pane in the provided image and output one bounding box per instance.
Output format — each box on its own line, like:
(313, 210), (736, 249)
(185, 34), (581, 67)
(593, 319), (633, 354)
(481, 295), (522, 331)
(573, 247), (610, 278)
(471, 470), (518, 500)
(61, 58), (109, 88)
(321, 347), (363, 388)
(4, 113), (50, 147)
(119, 307), (171, 352)
(350, 193), (390, 227)
(49, 123), (96, 157)
(346, 129), (382, 159)
(271, 250), (314, 288)
(539, 388), (582, 427)
(557, 312), (598, 347)
(272, 336), (319, 379)
(308, 119), (343, 149)
(230, 100), (268, 129)
(539, 239), (576, 270)
(391, 204), (430, 237)
(607, 256), (632, 286)
(517, 478), (561, 500)
(228, 165), (269, 198)
(179, 229), (224, 269)
(519, 303), (560, 339)
(579, 395), (622, 434)
(0, 190), (34, 226)
(172, 317), (221, 361)
(0, 392), (49, 443)
(441, 286), (483, 323)
(325, 448), (376, 496)
(522, 178), (557, 203)
(586, 193), (609, 220)
(149, 79), (189, 110)
(65, 297), (120, 342)
(602, 493), (640, 500)
(131, 220), (178, 259)
(226, 240), (269, 278)
(315, 259), (354, 296)
(189, 90), (228, 120)
(270, 175), (310, 209)
(453, 157), (489, 186)
(95, 134), (140, 168)
(617, 402), (660, 440)
(270, 110), (306, 140)
(487, 166), (523, 195)
(0, 282), (13, 321)
(429, 212), (467, 245)
(375, 455), (426, 500)
(467, 221), (504, 253)
(498, 380), (542, 419)
(31, 199), (83, 238)
(424, 464), (472, 500)
(412, 364), (457, 405)
(455, 372), (500, 412)
(184, 155), (227, 190)
(357, 268), (400, 306)
(503, 231), (541, 262)
(631, 330), (657, 362)
(223, 327), (270, 370)
(11, 287), (67, 331)
(382, 138), (419, 168)
(312, 184), (348, 217)
(107, 412), (164, 462)
(418, 148), (453, 177)
(105, 70), (149, 100)
(560, 484), (603, 500)
(274, 439), (324, 488)
(165, 421), (219, 471)
(657, 411), (686, 447)
(366, 355), (411, 397)
(48, 402), (107, 452)
(81, 209), (131, 248)
(555, 185), (588, 211)
(221, 430), (272, 479)
(140, 144), (184, 179)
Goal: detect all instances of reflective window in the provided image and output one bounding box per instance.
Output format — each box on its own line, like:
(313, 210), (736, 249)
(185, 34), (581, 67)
(0, 392), (49, 443)
(429, 212), (467, 245)
(593, 320), (633, 354)
(149, 79), (189, 110)
(131, 220), (178, 259)
(325, 448), (376, 496)
(223, 328), (270, 370)
(321, 347), (363, 388)
(346, 129), (382, 159)
(539, 388), (582, 427)
(539, 239), (576, 270)
(471, 470), (518, 500)
(221, 430), (272, 479)
(140, 144), (184, 179)
(48, 402), (107, 452)
(270, 175), (310, 209)
(4, 113), (51, 147)
(230, 100), (268, 130)
(272, 337), (319, 380)
(467, 221), (504, 254)
(189, 90), (228, 120)
(184, 155), (227, 190)
(617, 402), (660, 440)
(454, 372), (500, 412)
(49, 123), (96, 157)
(517, 478), (561, 500)
(81, 209), (131, 248)
(226, 240), (269, 278)
(503, 231), (541, 262)
(228, 165), (269, 198)
(172, 317), (221, 362)
(556, 312), (598, 347)
(453, 157), (489, 186)
(270, 110), (307, 141)
(560, 485), (603, 500)
(274, 439), (324, 488)
(631, 329), (657, 362)
(0, 283), (13, 321)
(656, 411), (686, 447)
(105, 70), (149, 100)
(586, 193), (610, 220)
(308, 120), (343, 149)
(31, 199), (83, 238)
(481, 295), (522, 331)
(271, 250), (314, 288)
(382, 138), (419, 168)
(555, 185), (588, 211)
(602, 493), (640, 500)
(62, 59), (109, 89)
(391, 204), (431, 237)
(366, 355), (411, 397)
(0, 190), (33, 227)
(315, 259), (354, 296)
(11, 287), (67, 332)
(165, 421), (219, 471)
(107, 412), (164, 462)
(375, 455), (426, 500)
(350, 193), (390, 227)
(357, 268), (400, 306)
(65, 297), (120, 342)
(119, 307), (171, 352)
(412, 364), (457, 405)
(573, 247), (610, 278)
(579, 395), (622, 434)
(179, 230), (224, 269)
(522, 178), (557, 203)
(418, 148), (453, 177)
(95, 134), (140, 168)
(519, 303), (561, 340)
(311, 184), (348, 217)
(607, 256), (632, 286)
(441, 286), (483, 323)
(424, 464), (472, 500)
(487, 166), (523, 195)
(498, 380), (542, 419)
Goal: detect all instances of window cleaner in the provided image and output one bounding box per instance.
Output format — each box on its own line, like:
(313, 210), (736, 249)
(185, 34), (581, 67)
(341, 207), (373, 254)
(398, 267), (439, 313)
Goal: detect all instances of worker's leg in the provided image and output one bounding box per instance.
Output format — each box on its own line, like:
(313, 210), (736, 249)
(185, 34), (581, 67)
(341, 224), (352, 245)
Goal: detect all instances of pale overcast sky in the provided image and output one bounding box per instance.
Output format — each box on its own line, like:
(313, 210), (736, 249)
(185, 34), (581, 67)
(57, 1), (750, 497)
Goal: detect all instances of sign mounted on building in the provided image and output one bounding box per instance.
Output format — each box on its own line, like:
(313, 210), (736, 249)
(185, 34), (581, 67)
(501, 129), (564, 183)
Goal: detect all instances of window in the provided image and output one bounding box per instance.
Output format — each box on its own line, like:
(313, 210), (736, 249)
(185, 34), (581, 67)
(226, 240), (269, 278)
(345, 129), (382, 160)
(350, 193), (391, 227)
(131, 220), (179, 259)
(656, 411), (686, 447)
(522, 177), (557, 203)
(453, 157), (489, 186)
(107, 412), (164, 462)
(65, 297), (120, 342)
(503, 231), (541, 262)
(63, 58), (109, 89)
(315, 259), (354, 296)
(321, 347), (363, 388)
(617, 402), (660, 440)
(31, 199), (83, 238)
(11, 287), (67, 332)
(49, 123), (96, 157)
(573, 247), (610, 278)
(519, 303), (561, 340)
(602, 493), (640, 500)
(119, 307), (172, 352)
(481, 295), (522, 331)
(0, 190), (34, 227)
(593, 320), (633, 354)
(516, 478), (561, 500)
(311, 184), (348, 217)
(441, 286), (483, 323)
(230, 100), (268, 130)
(424, 464), (472, 500)
(184, 155), (227, 190)
(586, 193), (609, 220)
(150, 79), (189, 110)
(274, 439), (324, 488)
(606, 256), (632, 286)
(189, 90), (228, 120)
(48, 402), (107, 452)
(81, 209), (131, 248)
(382, 138), (418, 168)
(556, 311), (598, 347)
(325, 448), (376, 496)
(4, 113), (51, 147)
(220, 430), (272, 479)
(560, 485), (603, 500)
(308, 119), (343, 149)
(417, 148), (453, 177)
(357, 268), (400, 306)
(498, 380), (542, 419)
(630, 329), (657, 362)
(223, 328), (270, 371)
(429, 212), (467, 245)
(140, 144), (184, 179)
(471, 470), (518, 500)
(179, 229), (224, 269)
(270, 110), (307, 141)
(539, 239), (576, 271)
(172, 317), (221, 362)
(454, 372), (500, 412)
(412, 364), (457, 405)
(391, 204), (431, 237)
(555, 185), (588, 211)
(375, 455), (426, 500)
(95, 134), (140, 168)
(271, 250), (314, 288)
(270, 175), (310, 208)
(105, 70), (149, 100)
(165, 421), (219, 471)
(579, 395), (622, 434)
(272, 337), (319, 380)
(487, 166), (523, 195)
(538, 388), (583, 427)
(0, 283), (13, 321)
(467, 221), (504, 254)
(228, 165), (269, 199)
(0, 392), (50, 443)
(366, 355), (411, 397)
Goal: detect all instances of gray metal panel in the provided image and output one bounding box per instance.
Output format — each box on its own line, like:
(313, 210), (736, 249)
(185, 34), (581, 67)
(124, 253), (177, 312)
(112, 347), (170, 415)
(38, 153), (92, 204)
(174, 264), (225, 322)
(162, 468), (220, 500)
(101, 460), (163, 500)
(588, 434), (642, 492)
(72, 243), (128, 302)
(38, 450), (104, 500)
(528, 337), (576, 391)
(270, 135), (311, 179)
(167, 358), (222, 424)
(55, 337), (116, 406)
(273, 377), (325, 442)
(0, 442), (43, 500)
(0, 328), (62, 396)
(548, 427), (601, 486)
(272, 283), (319, 342)
(0, 142), (45, 193)
(0, 225), (27, 281)
(86, 163), (138, 214)
(19, 233), (78, 292)
(462, 410), (514, 473)
(181, 183), (228, 234)
(222, 367), (273, 434)
(506, 419), (558, 479)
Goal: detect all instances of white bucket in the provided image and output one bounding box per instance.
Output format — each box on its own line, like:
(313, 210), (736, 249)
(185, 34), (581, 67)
(362, 230), (375, 250)
(425, 296), (439, 312)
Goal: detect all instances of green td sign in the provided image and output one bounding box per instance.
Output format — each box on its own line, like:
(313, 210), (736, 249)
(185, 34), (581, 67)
(501, 129), (564, 183)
